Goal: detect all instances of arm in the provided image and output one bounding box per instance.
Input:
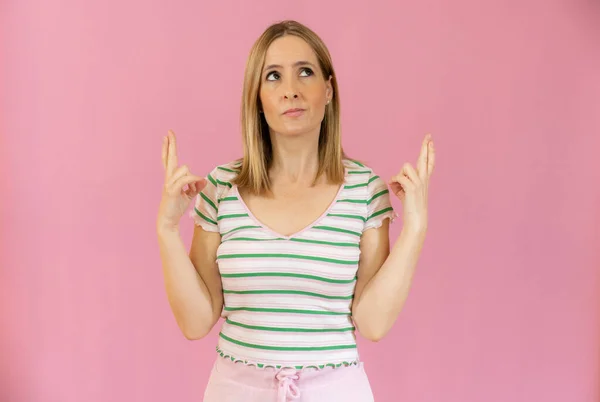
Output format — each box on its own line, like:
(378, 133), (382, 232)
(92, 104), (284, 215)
(157, 132), (226, 340)
(351, 222), (425, 341)
(158, 226), (223, 340)
(352, 134), (435, 341)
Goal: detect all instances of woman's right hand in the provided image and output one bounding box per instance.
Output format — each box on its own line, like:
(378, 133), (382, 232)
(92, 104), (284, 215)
(157, 130), (207, 233)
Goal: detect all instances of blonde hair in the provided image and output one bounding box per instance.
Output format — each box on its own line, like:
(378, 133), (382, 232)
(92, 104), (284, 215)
(232, 20), (347, 195)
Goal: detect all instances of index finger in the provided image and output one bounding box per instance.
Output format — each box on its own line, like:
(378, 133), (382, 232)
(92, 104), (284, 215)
(167, 130), (179, 176)
(417, 133), (431, 179)
(161, 136), (167, 170)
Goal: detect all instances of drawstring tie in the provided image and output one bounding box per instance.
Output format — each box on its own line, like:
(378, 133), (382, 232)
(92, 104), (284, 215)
(275, 367), (301, 402)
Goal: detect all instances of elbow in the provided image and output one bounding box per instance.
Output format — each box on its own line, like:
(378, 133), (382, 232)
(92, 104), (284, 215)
(358, 327), (387, 342)
(178, 307), (221, 340)
(183, 330), (207, 341)
(365, 332), (386, 343)
(180, 321), (212, 341)
(353, 315), (390, 342)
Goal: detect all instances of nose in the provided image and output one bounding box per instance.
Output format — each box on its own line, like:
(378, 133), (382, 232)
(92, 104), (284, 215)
(282, 78), (299, 100)
(284, 89), (298, 99)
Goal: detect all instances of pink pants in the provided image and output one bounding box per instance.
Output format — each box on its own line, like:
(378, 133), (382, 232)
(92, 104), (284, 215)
(203, 357), (375, 402)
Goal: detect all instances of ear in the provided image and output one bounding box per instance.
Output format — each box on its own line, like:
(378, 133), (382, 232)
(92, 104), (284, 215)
(325, 75), (334, 101)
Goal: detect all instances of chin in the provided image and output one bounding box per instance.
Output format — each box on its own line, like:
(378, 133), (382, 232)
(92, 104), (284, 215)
(278, 128), (310, 137)
(274, 122), (321, 137)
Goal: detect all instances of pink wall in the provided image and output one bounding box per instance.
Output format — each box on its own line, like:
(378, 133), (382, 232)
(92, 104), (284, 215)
(2, 0), (599, 401)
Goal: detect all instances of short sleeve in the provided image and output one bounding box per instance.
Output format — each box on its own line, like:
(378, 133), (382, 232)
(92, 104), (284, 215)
(189, 167), (221, 232)
(364, 171), (397, 231)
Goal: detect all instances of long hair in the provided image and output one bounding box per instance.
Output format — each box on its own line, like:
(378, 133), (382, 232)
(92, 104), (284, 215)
(232, 20), (346, 195)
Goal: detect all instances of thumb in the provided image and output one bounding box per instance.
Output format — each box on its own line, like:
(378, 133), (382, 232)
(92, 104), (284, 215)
(195, 177), (208, 193)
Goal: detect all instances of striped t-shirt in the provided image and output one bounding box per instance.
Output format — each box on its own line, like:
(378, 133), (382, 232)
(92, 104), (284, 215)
(189, 159), (396, 369)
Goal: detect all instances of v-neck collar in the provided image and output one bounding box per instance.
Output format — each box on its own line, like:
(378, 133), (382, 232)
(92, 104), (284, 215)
(232, 168), (348, 240)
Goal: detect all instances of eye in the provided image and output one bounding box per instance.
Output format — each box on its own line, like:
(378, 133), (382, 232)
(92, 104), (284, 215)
(266, 71), (280, 81)
(299, 67), (314, 77)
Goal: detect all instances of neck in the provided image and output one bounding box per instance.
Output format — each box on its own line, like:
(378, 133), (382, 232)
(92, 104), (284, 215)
(269, 130), (320, 184)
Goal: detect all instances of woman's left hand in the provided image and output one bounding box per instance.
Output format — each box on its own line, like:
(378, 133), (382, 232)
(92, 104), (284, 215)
(389, 134), (436, 234)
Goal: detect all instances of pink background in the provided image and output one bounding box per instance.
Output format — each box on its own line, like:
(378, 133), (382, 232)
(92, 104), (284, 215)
(2, 0), (599, 401)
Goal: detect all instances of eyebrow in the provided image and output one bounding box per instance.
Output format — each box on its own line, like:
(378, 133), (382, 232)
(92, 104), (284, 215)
(263, 61), (316, 71)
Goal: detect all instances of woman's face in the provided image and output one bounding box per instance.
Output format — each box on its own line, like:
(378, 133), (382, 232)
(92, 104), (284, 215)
(259, 35), (332, 138)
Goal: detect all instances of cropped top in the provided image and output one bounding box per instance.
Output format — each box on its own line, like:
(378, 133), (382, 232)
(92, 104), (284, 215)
(190, 159), (396, 369)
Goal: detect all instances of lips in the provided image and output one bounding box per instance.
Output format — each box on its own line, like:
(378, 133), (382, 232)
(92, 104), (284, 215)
(283, 108), (305, 117)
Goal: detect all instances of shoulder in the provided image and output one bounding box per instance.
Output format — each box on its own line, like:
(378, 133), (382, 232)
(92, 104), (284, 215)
(343, 159), (396, 227)
(343, 158), (390, 203)
(342, 158), (383, 181)
(207, 159), (242, 187)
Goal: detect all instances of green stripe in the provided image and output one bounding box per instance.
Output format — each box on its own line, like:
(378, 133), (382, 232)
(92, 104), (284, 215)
(220, 272), (356, 284)
(337, 199), (368, 204)
(367, 189), (389, 204)
(219, 332), (356, 351)
(207, 174), (218, 187)
(200, 192), (217, 212)
(217, 166), (238, 173)
(223, 307), (350, 316)
(223, 289), (353, 300)
(225, 318), (355, 332)
(194, 207), (217, 225)
(344, 183), (368, 189)
(290, 238), (359, 247)
(217, 213), (249, 221)
(222, 237), (359, 248)
(207, 173), (233, 188)
(313, 226), (361, 237)
(368, 175), (380, 184)
(222, 225), (262, 235)
(350, 160), (365, 167)
(367, 206), (394, 220)
(216, 179), (232, 188)
(348, 170), (370, 175)
(327, 213), (366, 222)
(219, 196), (238, 202)
(223, 237), (280, 242)
(218, 253), (358, 265)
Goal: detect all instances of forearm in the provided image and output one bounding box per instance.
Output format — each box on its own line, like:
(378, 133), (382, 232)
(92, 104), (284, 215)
(353, 227), (426, 340)
(157, 229), (217, 339)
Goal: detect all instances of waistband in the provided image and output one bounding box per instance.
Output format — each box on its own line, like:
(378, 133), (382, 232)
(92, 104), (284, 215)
(212, 356), (365, 402)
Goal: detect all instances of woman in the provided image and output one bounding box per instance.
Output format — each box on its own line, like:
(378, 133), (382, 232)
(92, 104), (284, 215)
(157, 20), (435, 402)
